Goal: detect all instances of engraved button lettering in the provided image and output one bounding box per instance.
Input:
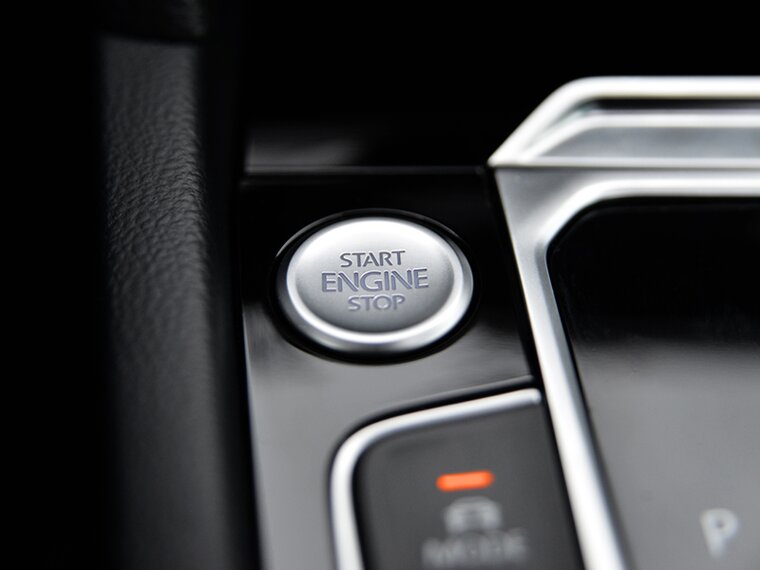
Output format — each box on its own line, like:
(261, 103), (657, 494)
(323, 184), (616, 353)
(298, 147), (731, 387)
(277, 216), (473, 354)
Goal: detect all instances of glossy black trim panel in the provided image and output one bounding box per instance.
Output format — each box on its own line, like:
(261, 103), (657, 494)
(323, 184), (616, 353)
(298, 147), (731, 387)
(240, 171), (534, 570)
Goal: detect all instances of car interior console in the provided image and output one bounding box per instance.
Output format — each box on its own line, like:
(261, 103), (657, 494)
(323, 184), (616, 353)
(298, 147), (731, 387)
(239, 78), (760, 570)
(98, 44), (760, 570)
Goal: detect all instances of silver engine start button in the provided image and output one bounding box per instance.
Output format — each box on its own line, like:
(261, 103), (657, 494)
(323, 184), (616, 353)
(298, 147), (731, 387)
(277, 216), (473, 355)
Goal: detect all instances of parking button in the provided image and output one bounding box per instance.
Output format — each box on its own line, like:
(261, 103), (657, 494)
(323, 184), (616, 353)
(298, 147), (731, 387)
(277, 216), (473, 354)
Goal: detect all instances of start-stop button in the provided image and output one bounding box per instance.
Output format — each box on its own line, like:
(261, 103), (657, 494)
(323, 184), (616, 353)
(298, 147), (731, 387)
(276, 216), (473, 355)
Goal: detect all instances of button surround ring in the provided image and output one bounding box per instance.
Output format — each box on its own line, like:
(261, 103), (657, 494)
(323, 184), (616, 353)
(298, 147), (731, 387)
(275, 214), (474, 355)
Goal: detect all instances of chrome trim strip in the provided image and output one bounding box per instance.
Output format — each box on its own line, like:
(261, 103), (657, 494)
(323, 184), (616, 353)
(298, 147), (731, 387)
(520, 113), (760, 169)
(330, 388), (542, 570)
(488, 77), (760, 167)
(489, 77), (760, 570)
(494, 176), (760, 570)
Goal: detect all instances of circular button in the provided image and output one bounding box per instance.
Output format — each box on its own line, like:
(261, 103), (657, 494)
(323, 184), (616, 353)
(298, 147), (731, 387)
(277, 216), (473, 355)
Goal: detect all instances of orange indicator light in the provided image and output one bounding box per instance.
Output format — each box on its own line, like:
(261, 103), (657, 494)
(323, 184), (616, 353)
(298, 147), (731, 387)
(436, 470), (495, 492)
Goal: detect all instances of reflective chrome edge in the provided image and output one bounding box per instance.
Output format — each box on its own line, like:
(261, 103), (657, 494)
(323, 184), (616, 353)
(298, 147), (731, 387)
(488, 76), (760, 167)
(278, 217), (474, 354)
(330, 388), (543, 570)
(494, 175), (760, 570)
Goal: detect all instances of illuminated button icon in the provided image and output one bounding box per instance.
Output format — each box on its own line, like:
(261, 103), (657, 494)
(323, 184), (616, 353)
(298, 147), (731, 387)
(436, 470), (495, 493)
(277, 216), (473, 354)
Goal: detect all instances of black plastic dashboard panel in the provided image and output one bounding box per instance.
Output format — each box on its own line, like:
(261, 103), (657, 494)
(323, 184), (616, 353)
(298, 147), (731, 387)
(239, 171), (534, 570)
(550, 200), (760, 570)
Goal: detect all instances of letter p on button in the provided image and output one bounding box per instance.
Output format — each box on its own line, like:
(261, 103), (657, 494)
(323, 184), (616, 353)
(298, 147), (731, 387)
(701, 508), (740, 559)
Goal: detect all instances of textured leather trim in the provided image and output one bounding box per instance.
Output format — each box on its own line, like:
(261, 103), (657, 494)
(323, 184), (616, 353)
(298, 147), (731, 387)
(97, 35), (255, 570)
